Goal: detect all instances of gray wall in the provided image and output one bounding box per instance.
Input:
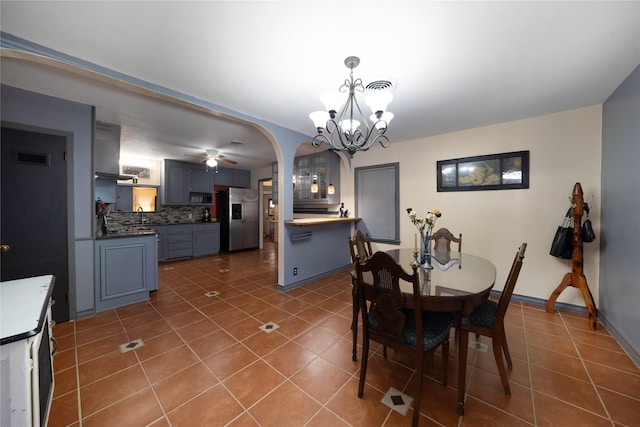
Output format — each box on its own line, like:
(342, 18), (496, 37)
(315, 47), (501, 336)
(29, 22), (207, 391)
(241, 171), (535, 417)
(1, 85), (96, 317)
(600, 65), (640, 363)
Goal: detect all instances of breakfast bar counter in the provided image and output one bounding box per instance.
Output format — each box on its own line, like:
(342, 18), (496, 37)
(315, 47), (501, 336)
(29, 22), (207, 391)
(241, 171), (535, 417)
(284, 217), (361, 226)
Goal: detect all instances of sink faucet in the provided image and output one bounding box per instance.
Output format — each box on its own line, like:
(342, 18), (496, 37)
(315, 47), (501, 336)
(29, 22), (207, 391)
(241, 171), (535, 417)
(137, 207), (144, 224)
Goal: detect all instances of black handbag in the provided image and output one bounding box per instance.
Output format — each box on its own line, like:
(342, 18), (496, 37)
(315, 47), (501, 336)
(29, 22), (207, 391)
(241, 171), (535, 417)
(550, 208), (573, 259)
(582, 203), (596, 242)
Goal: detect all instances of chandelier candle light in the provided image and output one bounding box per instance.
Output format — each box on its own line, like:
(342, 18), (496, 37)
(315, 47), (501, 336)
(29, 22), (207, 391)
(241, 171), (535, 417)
(407, 208), (442, 266)
(309, 56), (394, 157)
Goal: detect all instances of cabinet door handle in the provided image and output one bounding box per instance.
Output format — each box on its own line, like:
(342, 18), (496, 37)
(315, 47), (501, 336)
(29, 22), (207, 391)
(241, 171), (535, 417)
(51, 336), (58, 357)
(0, 244), (9, 252)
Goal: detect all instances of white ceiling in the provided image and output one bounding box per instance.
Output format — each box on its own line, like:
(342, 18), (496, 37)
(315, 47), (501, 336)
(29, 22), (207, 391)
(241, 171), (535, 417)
(1, 1), (639, 170)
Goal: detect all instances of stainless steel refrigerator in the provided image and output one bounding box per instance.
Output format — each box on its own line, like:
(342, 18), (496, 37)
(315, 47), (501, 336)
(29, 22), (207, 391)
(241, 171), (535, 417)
(217, 188), (259, 252)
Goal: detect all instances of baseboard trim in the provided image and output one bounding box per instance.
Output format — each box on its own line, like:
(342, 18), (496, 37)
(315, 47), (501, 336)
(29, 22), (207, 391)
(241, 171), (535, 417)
(277, 264), (350, 292)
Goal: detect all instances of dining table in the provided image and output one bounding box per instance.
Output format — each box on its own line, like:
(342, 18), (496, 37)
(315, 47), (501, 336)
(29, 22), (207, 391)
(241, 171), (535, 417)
(383, 248), (497, 415)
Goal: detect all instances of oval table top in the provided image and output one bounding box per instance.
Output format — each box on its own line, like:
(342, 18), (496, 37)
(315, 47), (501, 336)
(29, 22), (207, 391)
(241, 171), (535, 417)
(385, 248), (497, 298)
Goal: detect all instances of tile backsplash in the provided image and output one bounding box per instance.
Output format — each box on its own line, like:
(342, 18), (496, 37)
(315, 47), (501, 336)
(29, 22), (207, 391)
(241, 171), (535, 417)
(106, 205), (212, 228)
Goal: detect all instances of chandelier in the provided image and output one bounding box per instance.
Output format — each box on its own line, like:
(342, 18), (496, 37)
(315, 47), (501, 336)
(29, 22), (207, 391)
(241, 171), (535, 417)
(309, 56), (393, 157)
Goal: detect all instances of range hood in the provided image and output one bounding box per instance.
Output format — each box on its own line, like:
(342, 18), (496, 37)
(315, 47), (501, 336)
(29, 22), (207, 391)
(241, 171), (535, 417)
(94, 172), (135, 181)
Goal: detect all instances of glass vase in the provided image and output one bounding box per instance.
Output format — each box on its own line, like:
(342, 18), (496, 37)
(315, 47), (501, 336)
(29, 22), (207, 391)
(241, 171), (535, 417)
(420, 232), (432, 266)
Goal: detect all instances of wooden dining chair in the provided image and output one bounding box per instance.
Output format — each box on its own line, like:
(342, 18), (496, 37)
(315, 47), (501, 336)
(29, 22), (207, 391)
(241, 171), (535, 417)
(349, 229), (373, 361)
(356, 251), (453, 426)
(432, 227), (462, 253)
(469, 242), (527, 396)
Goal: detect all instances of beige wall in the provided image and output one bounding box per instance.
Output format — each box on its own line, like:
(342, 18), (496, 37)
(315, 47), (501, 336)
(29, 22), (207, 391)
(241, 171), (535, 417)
(342, 105), (602, 307)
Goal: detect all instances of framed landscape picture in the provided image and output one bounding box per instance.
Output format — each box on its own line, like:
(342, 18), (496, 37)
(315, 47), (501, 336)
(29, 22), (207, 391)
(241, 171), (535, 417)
(437, 150), (529, 192)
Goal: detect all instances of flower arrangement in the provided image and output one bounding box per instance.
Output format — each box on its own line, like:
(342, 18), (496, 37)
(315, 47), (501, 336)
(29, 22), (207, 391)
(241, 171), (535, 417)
(95, 199), (110, 218)
(406, 208), (442, 234)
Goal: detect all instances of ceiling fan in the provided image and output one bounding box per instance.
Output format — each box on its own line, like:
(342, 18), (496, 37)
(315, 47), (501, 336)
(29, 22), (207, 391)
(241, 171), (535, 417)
(202, 149), (237, 166)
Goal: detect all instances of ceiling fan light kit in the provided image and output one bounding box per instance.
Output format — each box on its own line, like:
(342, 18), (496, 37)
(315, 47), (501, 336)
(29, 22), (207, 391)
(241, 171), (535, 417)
(310, 56), (394, 157)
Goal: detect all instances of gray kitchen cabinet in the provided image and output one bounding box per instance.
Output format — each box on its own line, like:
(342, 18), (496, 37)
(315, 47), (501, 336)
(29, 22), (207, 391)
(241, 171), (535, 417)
(115, 184), (133, 212)
(293, 151), (340, 204)
(162, 160), (213, 205)
(152, 225), (168, 261)
(214, 167), (250, 188)
(95, 235), (158, 311)
(167, 224), (193, 259)
(162, 159), (188, 205)
(192, 223), (220, 257)
(271, 162), (278, 205)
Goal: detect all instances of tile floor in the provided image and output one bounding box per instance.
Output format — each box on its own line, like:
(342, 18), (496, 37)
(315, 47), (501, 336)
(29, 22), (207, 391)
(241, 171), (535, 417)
(49, 242), (640, 426)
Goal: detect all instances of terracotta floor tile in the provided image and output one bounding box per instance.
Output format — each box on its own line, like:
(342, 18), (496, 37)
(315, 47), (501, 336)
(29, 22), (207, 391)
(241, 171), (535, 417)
(585, 361), (640, 400)
(142, 345), (199, 384)
(533, 391), (611, 427)
(48, 389), (79, 427)
(306, 408), (351, 426)
(54, 332), (76, 354)
(133, 330), (184, 361)
(223, 360), (286, 408)
(251, 305), (293, 324)
(530, 365), (607, 417)
(189, 329), (238, 359)
(597, 386), (640, 426)
(459, 395), (533, 426)
(325, 378), (391, 426)
(123, 317), (173, 342)
(202, 342), (259, 380)
(316, 313), (353, 338)
(263, 340), (318, 378)
(153, 362), (218, 413)
(291, 356), (352, 403)
(358, 352), (414, 395)
(575, 341), (640, 374)
(174, 317), (219, 343)
(78, 349), (138, 386)
(115, 301), (157, 320)
(224, 316), (263, 341)
(527, 345), (589, 381)
(523, 317), (570, 337)
(209, 308), (250, 328)
(82, 387), (163, 427)
(164, 308), (207, 329)
(249, 381), (321, 426)
(53, 347), (76, 372)
(275, 315), (314, 339)
(52, 319), (75, 337)
(526, 329), (579, 357)
(76, 331), (129, 364)
(242, 329), (290, 357)
(80, 364), (149, 417)
(467, 368), (534, 423)
(119, 309), (164, 331)
(75, 310), (119, 332)
(75, 320), (124, 346)
(167, 384), (244, 427)
(321, 338), (362, 375)
(294, 325), (342, 355)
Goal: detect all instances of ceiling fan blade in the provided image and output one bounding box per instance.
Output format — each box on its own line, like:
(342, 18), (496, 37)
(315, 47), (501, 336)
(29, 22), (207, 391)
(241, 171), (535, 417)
(216, 156), (237, 165)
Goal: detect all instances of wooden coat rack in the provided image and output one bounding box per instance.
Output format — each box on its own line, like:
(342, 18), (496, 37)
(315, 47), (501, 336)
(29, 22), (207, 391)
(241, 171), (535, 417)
(546, 182), (597, 330)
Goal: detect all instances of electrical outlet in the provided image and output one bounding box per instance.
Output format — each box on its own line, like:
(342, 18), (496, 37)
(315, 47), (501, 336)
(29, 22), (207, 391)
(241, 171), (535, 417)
(293, 267), (298, 276)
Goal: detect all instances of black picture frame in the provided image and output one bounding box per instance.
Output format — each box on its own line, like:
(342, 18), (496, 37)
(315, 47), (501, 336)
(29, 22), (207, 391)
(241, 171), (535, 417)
(437, 150), (529, 192)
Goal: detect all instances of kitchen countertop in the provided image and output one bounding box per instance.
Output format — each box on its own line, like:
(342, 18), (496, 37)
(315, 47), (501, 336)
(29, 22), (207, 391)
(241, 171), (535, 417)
(96, 229), (158, 239)
(284, 217), (361, 226)
(1, 275), (54, 344)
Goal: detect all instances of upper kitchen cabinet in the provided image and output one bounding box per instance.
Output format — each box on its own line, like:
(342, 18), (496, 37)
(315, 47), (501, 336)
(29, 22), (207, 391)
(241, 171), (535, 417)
(214, 167), (250, 188)
(271, 162), (278, 205)
(293, 151), (340, 204)
(161, 159), (213, 206)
